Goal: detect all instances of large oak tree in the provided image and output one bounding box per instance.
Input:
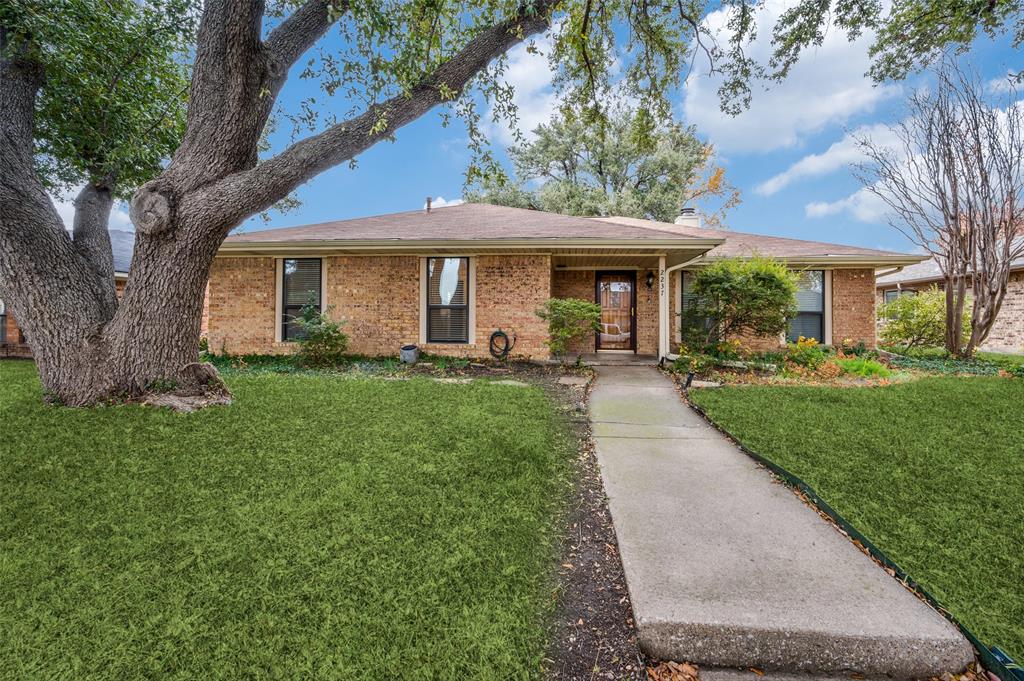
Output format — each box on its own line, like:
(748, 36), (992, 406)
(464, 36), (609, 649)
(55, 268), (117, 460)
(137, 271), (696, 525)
(2, 0), (1020, 405)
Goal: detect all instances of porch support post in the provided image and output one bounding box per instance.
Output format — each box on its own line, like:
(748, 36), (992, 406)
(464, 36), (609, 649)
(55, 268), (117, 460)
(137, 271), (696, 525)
(658, 255), (668, 359)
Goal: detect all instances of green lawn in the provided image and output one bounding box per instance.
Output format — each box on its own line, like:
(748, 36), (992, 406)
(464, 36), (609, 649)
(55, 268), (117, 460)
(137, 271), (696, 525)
(690, 377), (1024, 663)
(0, 360), (571, 679)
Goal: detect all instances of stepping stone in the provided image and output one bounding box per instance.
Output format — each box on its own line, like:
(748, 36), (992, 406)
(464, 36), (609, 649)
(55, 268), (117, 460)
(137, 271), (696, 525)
(557, 375), (591, 387)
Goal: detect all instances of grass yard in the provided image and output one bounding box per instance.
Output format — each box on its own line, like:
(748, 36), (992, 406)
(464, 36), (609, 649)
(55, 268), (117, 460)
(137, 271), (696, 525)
(0, 360), (572, 679)
(690, 377), (1024, 663)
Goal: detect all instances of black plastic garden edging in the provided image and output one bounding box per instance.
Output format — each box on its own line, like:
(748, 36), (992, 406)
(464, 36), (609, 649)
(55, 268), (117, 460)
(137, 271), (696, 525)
(685, 394), (1021, 681)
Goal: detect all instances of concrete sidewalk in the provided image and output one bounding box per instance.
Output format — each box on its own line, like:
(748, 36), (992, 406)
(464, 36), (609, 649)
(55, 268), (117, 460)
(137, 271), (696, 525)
(589, 365), (973, 679)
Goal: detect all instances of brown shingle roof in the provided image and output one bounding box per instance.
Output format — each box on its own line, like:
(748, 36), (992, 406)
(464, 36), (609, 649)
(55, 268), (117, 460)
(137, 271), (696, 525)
(591, 216), (919, 261)
(226, 203), (708, 243)
(222, 203), (924, 264)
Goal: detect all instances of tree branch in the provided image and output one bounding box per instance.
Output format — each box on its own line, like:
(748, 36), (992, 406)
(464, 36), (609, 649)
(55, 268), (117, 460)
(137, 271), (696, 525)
(213, 1), (557, 224)
(264, 0), (347, 71)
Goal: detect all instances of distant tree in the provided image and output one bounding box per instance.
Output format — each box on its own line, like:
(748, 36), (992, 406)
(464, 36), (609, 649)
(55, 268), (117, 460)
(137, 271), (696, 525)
(469, 103), (739, 225)
(856, 61), (1024, 358)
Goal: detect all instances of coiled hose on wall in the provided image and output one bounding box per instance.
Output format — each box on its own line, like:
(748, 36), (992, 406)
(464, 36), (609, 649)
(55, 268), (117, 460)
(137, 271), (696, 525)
(489, 329), (516, 360)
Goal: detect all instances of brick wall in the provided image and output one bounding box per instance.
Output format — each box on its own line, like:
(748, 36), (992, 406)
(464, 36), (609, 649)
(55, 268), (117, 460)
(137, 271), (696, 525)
(551, 270), (595, 354)
(324, 256), (420, 356)
(470, 255), (551, 358)
(983, 271), (1024, 352)
(206, 257), (279, 355)
(207, 254), (554, 359)
(831, 268), (877, 348)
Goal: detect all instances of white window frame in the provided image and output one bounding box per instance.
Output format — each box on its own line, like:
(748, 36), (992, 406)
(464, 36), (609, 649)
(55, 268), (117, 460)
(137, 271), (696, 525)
(275, 257), (328, 343)
(420, 257), (476, 345)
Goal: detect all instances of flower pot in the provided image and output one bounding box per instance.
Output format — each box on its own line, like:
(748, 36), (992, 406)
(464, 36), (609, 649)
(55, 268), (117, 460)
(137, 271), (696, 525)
(400, 344), (419, 364)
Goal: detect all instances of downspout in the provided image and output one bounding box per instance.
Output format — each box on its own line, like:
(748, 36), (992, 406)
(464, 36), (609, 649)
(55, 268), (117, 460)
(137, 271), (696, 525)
(659, 254), (708, 363)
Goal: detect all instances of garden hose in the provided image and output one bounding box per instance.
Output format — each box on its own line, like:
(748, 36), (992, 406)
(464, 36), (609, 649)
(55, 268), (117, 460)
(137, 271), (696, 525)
(489, 329), (516, 360)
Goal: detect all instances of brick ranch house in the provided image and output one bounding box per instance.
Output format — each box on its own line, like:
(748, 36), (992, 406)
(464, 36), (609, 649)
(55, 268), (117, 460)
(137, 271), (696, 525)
(877, 257), (1024, 353)
(206, 203), (924, 361)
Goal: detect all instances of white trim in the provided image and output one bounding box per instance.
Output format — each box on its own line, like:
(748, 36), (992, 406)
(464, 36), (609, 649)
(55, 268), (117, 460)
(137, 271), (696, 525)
(824, 269), (833, 345)
(468, 258), (477, 344)
(658, 256), (668, 359)
(274, 259), (283, 343)
(321, 257), (329, 310)
(419, 258), (427, 344)
(673, 271), (682, 346)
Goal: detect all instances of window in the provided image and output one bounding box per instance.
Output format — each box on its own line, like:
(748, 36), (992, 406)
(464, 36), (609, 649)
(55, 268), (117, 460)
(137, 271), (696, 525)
(883, 289), (915, 305)
(0, 299), (6, 344)
(281, 258), (322, 341)
(679, 271), (715, 343)
(788, 270), (825, 343)
(426, 257), (469, 343)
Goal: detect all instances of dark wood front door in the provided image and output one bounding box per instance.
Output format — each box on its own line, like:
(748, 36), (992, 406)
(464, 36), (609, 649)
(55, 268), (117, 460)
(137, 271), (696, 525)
(595, 271), (636, 352)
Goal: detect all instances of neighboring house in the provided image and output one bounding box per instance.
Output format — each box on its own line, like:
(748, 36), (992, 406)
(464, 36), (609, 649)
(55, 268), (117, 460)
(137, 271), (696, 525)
(1, 230), (134, 358)
(876, 257), (1024, 353)
(207, 203), (924, 360)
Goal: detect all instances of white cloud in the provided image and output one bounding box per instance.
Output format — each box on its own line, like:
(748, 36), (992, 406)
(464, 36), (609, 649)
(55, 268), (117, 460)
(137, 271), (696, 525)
(987, 72), (1018, 94)
(684, 0), (901, 154)
(425, 196), (465, 209)
(482, 34), (559, 146)
(755, 123), (900, 195)
(806, 187), (888, 222)
(51, 186), (134, 232)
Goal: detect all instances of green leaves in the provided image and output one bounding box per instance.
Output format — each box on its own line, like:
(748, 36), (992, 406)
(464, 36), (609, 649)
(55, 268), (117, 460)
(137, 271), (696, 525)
(536, 297), (602, 358)
(686, 256), (799, 347)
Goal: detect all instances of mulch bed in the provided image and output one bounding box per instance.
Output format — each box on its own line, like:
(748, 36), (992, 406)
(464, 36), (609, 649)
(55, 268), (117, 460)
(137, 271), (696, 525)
(541, 378), (647, 681)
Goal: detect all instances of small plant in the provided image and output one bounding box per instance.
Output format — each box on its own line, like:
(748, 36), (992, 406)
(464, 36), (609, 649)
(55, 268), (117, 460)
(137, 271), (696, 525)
(835, 357), (892, 378)
(537, 297), (602, 360)
(785, 336), (827, 369)
(292, 304), (350, 367)
(838, 338), (868, 357)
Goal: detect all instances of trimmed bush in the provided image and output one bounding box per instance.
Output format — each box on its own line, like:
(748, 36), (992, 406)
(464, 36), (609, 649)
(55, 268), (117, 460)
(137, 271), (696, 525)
(682, 256), (798, 351)
(536, 297), (602, 359)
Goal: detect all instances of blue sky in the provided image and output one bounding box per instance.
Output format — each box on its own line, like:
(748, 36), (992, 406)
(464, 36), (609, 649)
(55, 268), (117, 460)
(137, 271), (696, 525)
(59, 4), (1020, 256)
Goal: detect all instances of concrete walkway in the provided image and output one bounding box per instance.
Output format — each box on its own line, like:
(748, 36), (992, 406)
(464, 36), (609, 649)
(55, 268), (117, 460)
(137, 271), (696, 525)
(589, 366), (973, 679)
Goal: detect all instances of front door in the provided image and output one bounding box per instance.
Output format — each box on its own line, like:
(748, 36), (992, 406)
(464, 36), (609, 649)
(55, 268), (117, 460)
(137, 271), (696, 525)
(595, 271), (636, 352)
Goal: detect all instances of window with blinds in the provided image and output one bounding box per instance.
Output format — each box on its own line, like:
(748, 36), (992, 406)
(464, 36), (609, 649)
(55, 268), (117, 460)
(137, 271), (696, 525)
(281, 259), (322, 341)
(788, 270), (825, 343)
(680, 271), (716, 344)
(426, 257), (469, 343)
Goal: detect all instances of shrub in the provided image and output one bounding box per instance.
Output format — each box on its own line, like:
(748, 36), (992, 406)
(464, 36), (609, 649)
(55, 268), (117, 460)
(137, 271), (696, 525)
(682, 256), (798, 350)
(785, 336), (827, 369)
(879, 287), (968, 351)
(536, 298), (602, 359)
(292, 304), (350, 367)
(835, 357), (892, 378)
(671, 352), (718, 376)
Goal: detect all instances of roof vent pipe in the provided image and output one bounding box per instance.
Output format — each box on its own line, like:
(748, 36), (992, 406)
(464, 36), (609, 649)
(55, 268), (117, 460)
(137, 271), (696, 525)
(675, 205), (701, 228)
(425, 197), (432, 213)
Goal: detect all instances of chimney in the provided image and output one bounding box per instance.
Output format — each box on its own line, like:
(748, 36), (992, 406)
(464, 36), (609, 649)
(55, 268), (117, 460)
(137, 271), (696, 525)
(425, 196), (432, 213)
(674, 205), (701, 228)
